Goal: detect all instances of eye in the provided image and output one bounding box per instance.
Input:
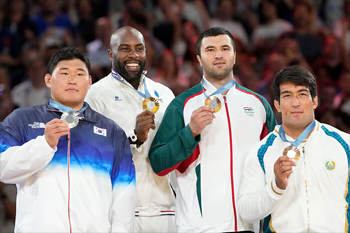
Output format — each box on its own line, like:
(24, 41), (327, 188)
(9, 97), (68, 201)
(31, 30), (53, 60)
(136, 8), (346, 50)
(120, 47), (129, 52)
(61, 72), (68, 75)
(136, 47), (144, 51)
(77, 73), (84, 77)
(207, 48), (214, 52)
(223, 47), (230, 51)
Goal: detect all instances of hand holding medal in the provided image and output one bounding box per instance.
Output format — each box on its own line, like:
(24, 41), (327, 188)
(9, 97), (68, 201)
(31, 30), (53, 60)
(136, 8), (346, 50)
(201, 78), (235, 113)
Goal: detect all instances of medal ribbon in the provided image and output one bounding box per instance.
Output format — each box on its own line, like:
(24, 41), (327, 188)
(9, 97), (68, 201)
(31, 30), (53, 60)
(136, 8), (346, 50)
(49, 99), (87, 117)
(201, 78), (236, 98)
(111, 69), (151, 99)
(279, 120), (316, 147)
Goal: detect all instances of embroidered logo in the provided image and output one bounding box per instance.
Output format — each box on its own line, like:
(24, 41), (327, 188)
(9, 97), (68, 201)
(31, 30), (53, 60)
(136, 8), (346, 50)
(243, 107), (254, 117)
(325, 160), (336, 170)
(28, 122), (46, 129)
(94, 126), (107, 137)
(115, 96), (123, 101)
(154, 90), (162, 102)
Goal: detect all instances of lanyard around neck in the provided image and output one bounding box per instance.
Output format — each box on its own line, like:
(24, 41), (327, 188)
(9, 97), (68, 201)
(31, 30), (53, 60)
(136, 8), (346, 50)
(111, 69), (151, 99)
(279, 120), (316, 147)
(200, 78), (235, 98)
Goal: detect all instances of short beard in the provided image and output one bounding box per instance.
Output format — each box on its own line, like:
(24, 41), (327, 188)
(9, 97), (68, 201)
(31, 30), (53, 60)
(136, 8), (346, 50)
(114, 59), (146, 84)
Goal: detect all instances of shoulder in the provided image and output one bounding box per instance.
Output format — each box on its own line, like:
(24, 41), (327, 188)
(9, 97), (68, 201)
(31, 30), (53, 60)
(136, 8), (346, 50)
(145, 77), (174, 96)
(319, 122), (350, 140)
(235, 84), (271, 108)
(172, 84), (203, 106)
(86, 106), (125, 135)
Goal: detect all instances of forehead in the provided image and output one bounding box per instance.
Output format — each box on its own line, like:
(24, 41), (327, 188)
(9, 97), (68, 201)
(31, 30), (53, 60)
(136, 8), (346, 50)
(112, 30), (145, 47)
(279, 81), (309, 92)
(201, 34), (233, 49)
(54, 59), (88, 71)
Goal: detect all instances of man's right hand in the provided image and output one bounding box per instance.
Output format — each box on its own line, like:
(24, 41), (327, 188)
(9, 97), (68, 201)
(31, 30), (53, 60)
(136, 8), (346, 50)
(189, 106), (215, 138)
(45, 119), (70, 148)
(274, 156), (296, 190)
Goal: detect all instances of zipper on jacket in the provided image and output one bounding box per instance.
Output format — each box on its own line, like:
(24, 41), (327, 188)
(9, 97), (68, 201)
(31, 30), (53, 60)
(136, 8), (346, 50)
(223, 96), (237, 231)
(67, 132), (72, 233)
(302, 146), (310, 232)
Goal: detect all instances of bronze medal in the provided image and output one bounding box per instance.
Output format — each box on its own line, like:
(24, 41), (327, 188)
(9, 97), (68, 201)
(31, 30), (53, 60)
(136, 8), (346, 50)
(61, 112), (79, 128)
(283, 145), (300, 162)
(205, 96), (221, 113)
(142, 97), (160, 113)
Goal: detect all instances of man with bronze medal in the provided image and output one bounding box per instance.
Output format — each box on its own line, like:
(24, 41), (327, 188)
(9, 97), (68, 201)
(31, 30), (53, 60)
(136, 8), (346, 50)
(85, 26), (176, 233)
(149, 27), (277, 232)
(0, 47), (136, 232)
(239, 66), (350, 232)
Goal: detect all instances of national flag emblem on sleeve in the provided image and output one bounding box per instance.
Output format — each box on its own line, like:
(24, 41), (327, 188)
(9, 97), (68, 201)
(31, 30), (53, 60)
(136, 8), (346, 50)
(94, 126), (107, 137)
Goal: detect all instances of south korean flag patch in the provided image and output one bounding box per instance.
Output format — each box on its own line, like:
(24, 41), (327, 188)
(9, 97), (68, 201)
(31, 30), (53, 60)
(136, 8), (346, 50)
(94, 126), (107, 137)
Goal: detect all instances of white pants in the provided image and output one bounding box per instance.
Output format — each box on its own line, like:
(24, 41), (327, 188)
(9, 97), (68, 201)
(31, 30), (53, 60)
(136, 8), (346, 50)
(134, 215), (176, 233)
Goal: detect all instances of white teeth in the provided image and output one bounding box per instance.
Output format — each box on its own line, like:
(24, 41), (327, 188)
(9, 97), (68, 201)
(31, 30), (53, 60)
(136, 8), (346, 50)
(126, 63), (139, 67)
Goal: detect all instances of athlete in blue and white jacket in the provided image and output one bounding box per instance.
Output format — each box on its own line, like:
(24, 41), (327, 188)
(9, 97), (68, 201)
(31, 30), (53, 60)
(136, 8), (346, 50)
(0, 47), (136, 232)
(238, 66), (350, 232)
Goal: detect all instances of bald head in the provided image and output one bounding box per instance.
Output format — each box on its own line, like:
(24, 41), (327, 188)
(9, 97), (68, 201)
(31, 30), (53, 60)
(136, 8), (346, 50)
(108, 26), (147, 88)
(110, 26), (145, 48)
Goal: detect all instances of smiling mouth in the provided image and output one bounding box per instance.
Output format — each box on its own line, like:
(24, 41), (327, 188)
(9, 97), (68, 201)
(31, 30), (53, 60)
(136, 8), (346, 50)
(125, 61), (140, 72)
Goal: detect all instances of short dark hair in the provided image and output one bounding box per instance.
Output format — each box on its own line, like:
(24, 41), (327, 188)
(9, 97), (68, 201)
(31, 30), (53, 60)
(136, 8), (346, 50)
(47, 47), (91, 75)
(196, 27), (236, 57)
(273, 65), (318, 102)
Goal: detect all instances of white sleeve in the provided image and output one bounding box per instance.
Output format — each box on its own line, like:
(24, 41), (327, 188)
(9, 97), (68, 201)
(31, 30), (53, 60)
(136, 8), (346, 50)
(238, 146), (285, 223)
(0, 135), (56, 184)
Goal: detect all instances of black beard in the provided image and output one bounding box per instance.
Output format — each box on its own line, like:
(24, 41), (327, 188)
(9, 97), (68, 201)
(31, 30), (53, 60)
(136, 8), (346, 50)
(114, 59), (146, 84)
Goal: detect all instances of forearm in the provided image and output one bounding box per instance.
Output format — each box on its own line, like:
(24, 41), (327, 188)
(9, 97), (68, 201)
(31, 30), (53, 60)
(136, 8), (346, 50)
(238, 179), (284, 223)
(0, 135), (56, 183)
(149, 124), (199, 176)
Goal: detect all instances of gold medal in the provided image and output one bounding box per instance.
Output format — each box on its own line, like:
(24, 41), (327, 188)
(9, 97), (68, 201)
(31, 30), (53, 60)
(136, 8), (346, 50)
(205, 96), (221, 113)
(283, 146), (300, 162)
(142, 97), (159, 113)
(61, 112), (79, 128)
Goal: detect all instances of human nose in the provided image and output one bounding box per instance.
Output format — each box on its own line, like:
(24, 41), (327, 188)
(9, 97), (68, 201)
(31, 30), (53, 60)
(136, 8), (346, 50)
(67, 74), (77, 84)
(215, 50), (223, 59)
(127, 49), (139, 59)
(292, 95), (300, 106)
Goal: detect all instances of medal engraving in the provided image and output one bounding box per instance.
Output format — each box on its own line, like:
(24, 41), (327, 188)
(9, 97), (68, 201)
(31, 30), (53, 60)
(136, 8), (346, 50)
(283, 146), (300, 162)
(142, 97), (159, 113)
(61, 112), (79, 128)
(205, 96), (221, 113)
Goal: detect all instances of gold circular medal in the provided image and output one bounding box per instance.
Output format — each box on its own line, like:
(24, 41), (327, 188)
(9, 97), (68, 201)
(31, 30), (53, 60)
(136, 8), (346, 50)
(283, 146), (300, 162)
(205, 96), (221, 113)
(142, 97), (159, 113)
(61, 112), (79, 128)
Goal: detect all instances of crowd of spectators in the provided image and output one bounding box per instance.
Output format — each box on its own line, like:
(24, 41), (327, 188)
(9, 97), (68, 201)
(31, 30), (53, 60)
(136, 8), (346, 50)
(1, 0), (350, 230)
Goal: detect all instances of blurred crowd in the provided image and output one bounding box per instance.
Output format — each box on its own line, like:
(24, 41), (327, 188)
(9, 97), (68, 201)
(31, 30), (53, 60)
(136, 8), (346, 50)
(1, 0), (350, 230)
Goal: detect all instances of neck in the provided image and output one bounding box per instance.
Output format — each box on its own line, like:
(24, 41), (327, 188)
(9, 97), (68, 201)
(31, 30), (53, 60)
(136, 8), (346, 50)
(282, 120), (315, 140)
(52, 98), (84, 111)
(204, 74), (234, 94)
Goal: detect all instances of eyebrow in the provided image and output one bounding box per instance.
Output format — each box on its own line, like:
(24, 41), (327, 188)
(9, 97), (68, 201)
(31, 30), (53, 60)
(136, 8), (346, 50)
(280, 88), (310, 95)
(204, 44), (231, 50)
(59, 67), (87, 72)
(119, 43), (144, 47)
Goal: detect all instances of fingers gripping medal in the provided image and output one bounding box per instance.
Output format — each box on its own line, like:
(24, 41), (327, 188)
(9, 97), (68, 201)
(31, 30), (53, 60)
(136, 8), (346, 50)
(142, 97), (159, 113)
(283, 145), (300, 162)
(204, 96), (221, 113)
(61, 112), (79, 128)
(201, 78), (235, 113)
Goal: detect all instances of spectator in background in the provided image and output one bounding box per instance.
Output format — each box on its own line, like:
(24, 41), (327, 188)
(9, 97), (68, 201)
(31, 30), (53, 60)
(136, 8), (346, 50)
(313, 35), (347, 84)
(0, 182), (16, 233)
(334, 69), (350, 116)
(2, 0), (38, 51)
(74, 0), (97, 45)
(11, 53), (50, 108)
(0, 67), (15, 121)
(31, 0), (74, 38)
(292, 1), (323, 65)
(251, 0), (293, 54)
(86, 17), (112, 82)
(209, 0), (249, 50)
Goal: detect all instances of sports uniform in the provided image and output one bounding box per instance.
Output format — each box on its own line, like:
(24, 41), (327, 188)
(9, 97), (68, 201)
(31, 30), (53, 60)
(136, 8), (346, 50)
(0, 103), (135, 232)
(238, 121), (350, 232)
(149, 78), (276, 232)
(85, 73), (176, 232)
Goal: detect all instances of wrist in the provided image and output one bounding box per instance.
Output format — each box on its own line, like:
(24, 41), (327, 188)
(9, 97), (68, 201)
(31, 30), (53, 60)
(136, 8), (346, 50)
(129, 130), (144, 147)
